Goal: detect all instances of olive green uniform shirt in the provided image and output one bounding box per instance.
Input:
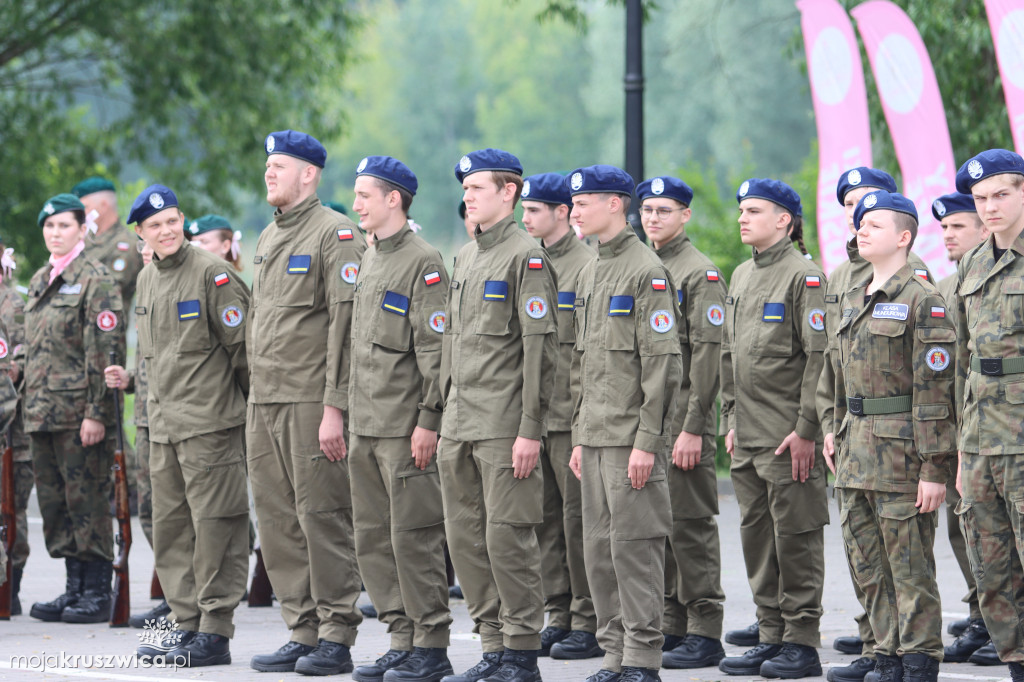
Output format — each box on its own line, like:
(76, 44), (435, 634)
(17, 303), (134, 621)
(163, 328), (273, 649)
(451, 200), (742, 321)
(349, 223), (449, 437)
(136, 242), (249, 444)
(84, 224), (144, 304)
(937, 273), (958, 328)
(248, 194), (366, 408)
(655, 233), (727, 438)
(721, 238), (826, 447)
(440, 215), (558, 441)
(544, 231), (595, 433)
(834, 264), (955, 492)
(571, 228), (682, 453)
(24, 254), (125, 431)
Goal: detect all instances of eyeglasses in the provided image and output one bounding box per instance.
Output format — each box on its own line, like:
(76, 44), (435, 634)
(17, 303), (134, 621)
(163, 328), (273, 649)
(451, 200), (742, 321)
(640, 206), (686, 219)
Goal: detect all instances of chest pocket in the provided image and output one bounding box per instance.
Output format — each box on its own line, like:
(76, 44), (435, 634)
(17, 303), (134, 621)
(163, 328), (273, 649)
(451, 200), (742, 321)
(750, 295), (792, 357)
(866, 318), (907, 372)
(604, 295), (636, 351)
(556, 292), (576, 344)
(476, 280), (512, 336)
(176, 299), (211, 353)
(958, 276), (985, 331)
(1001, 278), (1024, 331)
(276, 254), (316, 308)
(372, 290), (412, 352)
(136, 306), (154, 358)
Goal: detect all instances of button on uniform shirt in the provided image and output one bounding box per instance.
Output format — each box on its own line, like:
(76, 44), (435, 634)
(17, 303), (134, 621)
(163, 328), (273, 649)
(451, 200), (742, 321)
(721, 238), (827, 447)
(135, 242), (249, 444)
(834, 264), (955, 492)
(349, 224), (449, 436)
(571, 228), (681, 453)
(440, 215), (558, 441)
(247, 195), (366, 408)
(84, 225), (144, 304)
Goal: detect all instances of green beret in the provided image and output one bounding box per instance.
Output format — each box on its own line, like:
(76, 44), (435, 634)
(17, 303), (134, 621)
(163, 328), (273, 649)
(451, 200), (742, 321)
(324, 201), (348, 216)
(38, 193), (85, 227)
(70, 176), (116, 198)
(187, 214), (232, 237)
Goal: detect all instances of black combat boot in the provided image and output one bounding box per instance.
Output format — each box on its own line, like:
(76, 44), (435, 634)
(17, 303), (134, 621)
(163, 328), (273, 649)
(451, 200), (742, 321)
(384, 647), (454, 682)
(137, 627), (195, 659)
(354, 649), (410, 682)
(360, 602), (379, 619)
(864, 653), (903, 682)
(550, 630), (603, 660)
(968, 640), (1001, 665)
(661, 634), (685, 651)
(129, 599), (171, 629)
(294, 639), (354, 676)
(827, 656), (876, 682)
(760, 643), (822, 679)
(901, 654), (939, 682)
(618, 667), (661, 682)
(584, 671), (621, 682)
(250, 641), (315, 673)
(10, 566), (22, 616)
(539, 626), (569, 656)
(1009, 661), (1024, 682)
(167, 632), (231, 667)
(944, 618), (989, 662)
(30, 557), (82, 621)
(947, 617), (970, 637)
(480, 648), (541, 682)
(725, 621), (760, 647)
(834, 635), (865, 655)
(662, 634), (725, 669)
(62, 560), (112, 623)
(719, 643), (782, 676)
(440, 652), (502, 682)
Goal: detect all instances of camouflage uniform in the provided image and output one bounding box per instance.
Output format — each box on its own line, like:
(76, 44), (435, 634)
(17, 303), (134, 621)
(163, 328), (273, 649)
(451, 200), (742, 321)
(955, 232), (1024, 663)
(24, 253), (125, 561)
(834, 264), (955, 660)
(0, 281), (31, 571)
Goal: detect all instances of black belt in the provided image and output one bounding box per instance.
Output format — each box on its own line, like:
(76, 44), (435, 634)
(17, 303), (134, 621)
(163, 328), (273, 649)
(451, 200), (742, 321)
(847, 395), (912, 416)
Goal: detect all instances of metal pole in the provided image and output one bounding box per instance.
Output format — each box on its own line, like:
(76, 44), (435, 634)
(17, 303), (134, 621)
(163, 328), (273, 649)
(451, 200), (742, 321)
(624, 0), (645, 238)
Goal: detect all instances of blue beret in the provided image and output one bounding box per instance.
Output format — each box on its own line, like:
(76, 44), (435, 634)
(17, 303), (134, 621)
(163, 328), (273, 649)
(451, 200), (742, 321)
(737, 178), (802, 217)
(454, 148), (523, 183)
(835, 167), (897, 204)
(187, 214), (231, 237)
(38, 193), (85, 227)
(931, 192), (977, 221)
(265, 130), (327, 168)
(521, 173), (571, 207)
(956, 149), (1024, 193)
(70, 176), (116, 198)
(128, 184), (179, 225)
(636, 176), (693, 206)
(566, 165), (635, 196)
(853, 190), (918, 231)
(356, 155), (418, 195)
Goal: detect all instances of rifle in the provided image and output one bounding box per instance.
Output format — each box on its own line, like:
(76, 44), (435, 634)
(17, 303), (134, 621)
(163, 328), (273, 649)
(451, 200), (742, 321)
(150, 568), (163, 600)
(0, 421), (14, 620)
(109, 351), (131, 627)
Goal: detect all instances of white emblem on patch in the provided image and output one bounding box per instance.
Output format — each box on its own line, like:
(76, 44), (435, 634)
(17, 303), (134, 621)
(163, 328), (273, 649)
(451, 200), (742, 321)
(652, 177), (665, 195)
(706, 304), (724, 326)
(357, 157), (368, 173)
(58, 283), (82, 295)
(848, 169), (862, 186)
(221, 306), (243, 328)
(0, 337), (8, 359)
(651, 309), (674, 333)
(522, 180), (531, 197)
(97, 310), (118, 332)
(113, 258), (125, 272)
(148, 192), (164, 210)
(429, 311), (446, 333)
(808, 308), (825, 331)
(968, 159), (983, 179)
(925, 346), (950, 371)
(863, 193), (878, 209)
(340, 262), (359, 284)
(933, 200), (946, 216)
(459, 155), (472, 173)
(525, 296), (548, 319)
(739, 181), (750, 197)
(571, 172), (583, 191)
(266, 134), (276, 153)
(44, 203), (55, 215)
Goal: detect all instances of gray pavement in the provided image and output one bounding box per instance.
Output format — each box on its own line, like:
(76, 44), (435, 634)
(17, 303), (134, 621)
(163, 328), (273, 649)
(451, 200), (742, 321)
(0, 482), (1011, 681)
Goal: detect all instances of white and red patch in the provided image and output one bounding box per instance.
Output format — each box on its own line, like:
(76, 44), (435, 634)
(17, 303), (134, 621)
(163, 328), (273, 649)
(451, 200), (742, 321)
(221, 306), (243, 328)
(424, 271), (441, 286)
(706, 270), (719, 282)
(214, 272), (230, 287)
(930, 306), (946, 318)
(528, 257), (544, 270)
(805, 275), (821, 287)
(915, 269), (928, 279)
(651, 278), (667, 291)
(337, 228), (353, 241)
(0, 338), (8, 359)
(97, 310), (118, 332)
(117, 242), (131, 252)
(926, 346), (950, 371)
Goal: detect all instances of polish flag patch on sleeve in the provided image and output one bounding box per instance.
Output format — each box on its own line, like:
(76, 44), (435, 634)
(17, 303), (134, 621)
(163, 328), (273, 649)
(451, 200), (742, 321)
(424, 271), (441, 286)
(214, 272), (230, 287)
(337, 228), (353, 241)
(915, 269), (928, 279)
(528, 257), (544, 270)
(931, 306), (946, 318)
(706, 270), (719, 282)
(805, 275), (821, 287)
(651, 278), (667, 291)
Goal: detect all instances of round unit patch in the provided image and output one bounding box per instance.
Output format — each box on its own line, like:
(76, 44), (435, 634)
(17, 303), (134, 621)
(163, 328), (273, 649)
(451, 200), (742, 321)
(738, 181), (750, 197)
(968, 159), (983, 179)
(570, 172), (583, 191)
(0, 337), (8, 359)
(357, 157), (368, 173)
(525, 296), (548, 319)
(149, 192), (164, 210)
(113, 258), (125, 272)
(459, 156), (472, 173)
(429, 311), (446, 333)
(266, 134), (276, 153)
(650, 310), (674, 333)
(848, 169), (862, 186)
(522, 180), (531, 197)
(808, 308), (825, 332)
(706, 304), (724, 326)
(933, 200), (946, 217)
(340, 262), (359, 284)
(925, 346), (950, 371)
(221, 306), (244, 328)
(97, 310), (118, 332)
(863, 193), (878, 209)
(652, 177), (665, 195)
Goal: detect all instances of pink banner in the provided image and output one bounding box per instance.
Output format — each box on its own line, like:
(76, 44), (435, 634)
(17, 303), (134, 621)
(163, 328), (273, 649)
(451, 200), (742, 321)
(852, 0), (956, 279)
(797, 0), (873, 275)
(985, 0), (1024, 152)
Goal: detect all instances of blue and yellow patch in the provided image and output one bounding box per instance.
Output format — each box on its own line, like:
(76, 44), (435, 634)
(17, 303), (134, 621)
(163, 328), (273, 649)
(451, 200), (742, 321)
(288, 255), (311, 274)
(609, 295), (634, 316)
(483, 281), (508, 301)
(381, 291), (410, 316)
(557, 292), (576, 311)
(178, 299), (201, 320)
(677, 289), (684, 306)
(762, 302), (785, 322)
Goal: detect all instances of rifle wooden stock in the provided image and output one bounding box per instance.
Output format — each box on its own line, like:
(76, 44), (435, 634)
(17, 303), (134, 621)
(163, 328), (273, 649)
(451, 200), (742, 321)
(0, 423), (14, 620)
(109, 351), (131, 627)
(150, 568), (163, 600)
(248, 545), (273, 607)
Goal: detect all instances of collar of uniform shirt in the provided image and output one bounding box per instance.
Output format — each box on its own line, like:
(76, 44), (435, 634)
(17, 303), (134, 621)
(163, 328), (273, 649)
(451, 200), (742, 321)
(596, 225), (635, 258)
(273, 194), (321, 228)
(654, 231), (691, 258)
(751, 233), (792, 266)
(474, 214), (517, 251)
(153, 240), (190, 270)
(374, 223), (413, 253)
(543, 228), (577, 256)
(852, 262), (915, 304)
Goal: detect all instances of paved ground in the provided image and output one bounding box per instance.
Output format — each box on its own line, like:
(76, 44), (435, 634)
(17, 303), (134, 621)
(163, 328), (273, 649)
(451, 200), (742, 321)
(0, 483), (1011, 681)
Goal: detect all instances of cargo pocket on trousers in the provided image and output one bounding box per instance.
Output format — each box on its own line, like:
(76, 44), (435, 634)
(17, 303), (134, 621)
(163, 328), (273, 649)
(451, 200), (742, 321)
(394, 464), (444, 530)
(300, 453), (351, 513)
(488, 463), (543, 526)
(955, 499), (984, 584)
(838, 504), (872, 586)
(771, 462), (830, 535)
(613, 465), (671, 541)
(878, 497), (927, 580)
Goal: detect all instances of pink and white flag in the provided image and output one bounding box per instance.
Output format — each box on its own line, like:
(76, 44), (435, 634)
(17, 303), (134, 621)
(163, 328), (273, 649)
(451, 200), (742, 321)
(984, 0), (1024, 152)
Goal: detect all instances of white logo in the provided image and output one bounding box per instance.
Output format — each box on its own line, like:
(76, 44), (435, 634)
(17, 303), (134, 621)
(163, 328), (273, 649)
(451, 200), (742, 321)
(357, 157), (368, 173)
(525, 296), (548, 319)
(44, 203), (55, 215)
(113, 258), (125, 272)
(149, 192), (164, 210)
(933, 200), (946, 216)
(863, 193), (878, 209)
(137, 616), (184, 653)
(650, 310), (674, 333)
(570, 172), (583, 191)
(189, 223), (199, 234)
(652, 178), (665, 195)
(739, 181), (750, 197)
(848, 169), (862, 186)
(968, 159), (984, 179)
(522, 180), (531, 197)
(429, 311), (446, 333)
(221, 306), (243, 328)
(265, 134), (276, 153)
(925, 346), (950, 371)
(97, 310), (118, 332)
(459, 156), (472, 173)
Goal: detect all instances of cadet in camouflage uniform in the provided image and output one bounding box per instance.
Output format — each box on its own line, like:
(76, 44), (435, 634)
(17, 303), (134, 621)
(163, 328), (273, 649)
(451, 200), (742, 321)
(952, 149), (1024, 682)
(520, 172), (599, 661)
(439, 148), (557, 682)
(247, 131), (367, 676)
(71, 177), (145, 304)
(831, 190), (953, 682)
(930, 192), (993, 665)
(25, 193), (125, 624)
(718, 179), (827, 679)
(634, 176), (727, 671)
(566, 165), (680, 682)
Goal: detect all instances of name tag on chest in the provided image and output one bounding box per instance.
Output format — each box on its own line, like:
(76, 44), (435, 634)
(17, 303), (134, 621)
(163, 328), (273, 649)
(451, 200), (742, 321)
(58, 283), (82, 295)
(872, 303), (909, 320)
